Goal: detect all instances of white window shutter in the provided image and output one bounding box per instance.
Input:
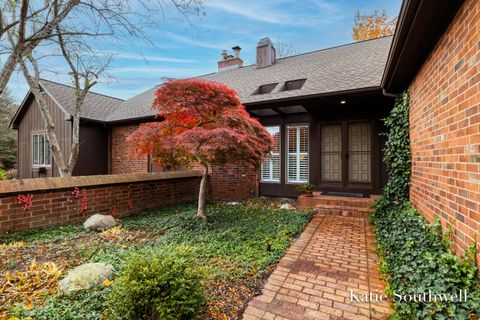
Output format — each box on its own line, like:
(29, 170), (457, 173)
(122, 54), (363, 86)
(261, 126), (281, 182)
(287, 125), (309, 183)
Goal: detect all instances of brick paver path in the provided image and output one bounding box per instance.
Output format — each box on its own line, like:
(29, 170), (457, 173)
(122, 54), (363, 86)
(242, 214), (392, 320)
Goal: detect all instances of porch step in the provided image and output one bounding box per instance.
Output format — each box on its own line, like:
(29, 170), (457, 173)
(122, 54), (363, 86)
(313, 206), (370, 218)
(298, 193), (380, 218)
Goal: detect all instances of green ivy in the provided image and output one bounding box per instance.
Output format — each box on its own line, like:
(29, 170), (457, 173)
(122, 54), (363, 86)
(380, 91), (411, 205)
(371, 91), (480, 319)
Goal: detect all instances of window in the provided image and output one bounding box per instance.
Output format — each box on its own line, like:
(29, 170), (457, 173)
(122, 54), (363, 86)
(287, 124), (309, 183)
(282, 79), (306, 91)
(261, 126), (280, 182)
(32, 133), (51, 166)
(253, 83), (278, 95)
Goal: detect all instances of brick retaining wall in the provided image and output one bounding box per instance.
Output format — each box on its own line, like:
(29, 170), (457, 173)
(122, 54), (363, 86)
(0, 171), (201, 234)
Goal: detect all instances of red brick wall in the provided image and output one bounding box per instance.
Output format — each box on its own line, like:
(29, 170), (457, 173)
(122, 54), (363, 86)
(409, 0), (480, 260)
(209, 163), (258, 201)
(110, 124), (260, 201)
(111, 125), (148, 174)
(0, 171), (201, 234)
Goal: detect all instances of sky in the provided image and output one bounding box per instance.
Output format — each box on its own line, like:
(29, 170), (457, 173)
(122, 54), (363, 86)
(5, 0), (402, 102)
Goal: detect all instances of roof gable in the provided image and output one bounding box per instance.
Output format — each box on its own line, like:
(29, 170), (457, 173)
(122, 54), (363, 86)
(11, 80), (124, 127)
(39, 80), (123, 121)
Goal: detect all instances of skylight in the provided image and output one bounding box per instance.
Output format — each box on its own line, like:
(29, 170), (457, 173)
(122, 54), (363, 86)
(253, 83), (278, 95)
(282, 79), (306, 91)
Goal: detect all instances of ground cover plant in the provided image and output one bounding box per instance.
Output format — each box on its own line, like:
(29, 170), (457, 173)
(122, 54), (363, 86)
(371, 92), (480, 319)
(0, 199), (312, 319)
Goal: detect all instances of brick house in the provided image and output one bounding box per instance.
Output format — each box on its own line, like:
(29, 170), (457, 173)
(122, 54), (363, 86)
(10, 0), (479, 256)
(11, 36), (395, 199)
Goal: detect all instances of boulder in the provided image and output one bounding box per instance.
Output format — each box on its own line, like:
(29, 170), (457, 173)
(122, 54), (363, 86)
(280, 203), (295, 210)
(58, 262), (114, 295)
(84, 214), (118, 231)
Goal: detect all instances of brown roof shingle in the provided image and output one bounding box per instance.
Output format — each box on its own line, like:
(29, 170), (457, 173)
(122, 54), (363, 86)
(106, 36), (392, 122)
(39, 79), (124, 121)
(21, 36), (392, 123)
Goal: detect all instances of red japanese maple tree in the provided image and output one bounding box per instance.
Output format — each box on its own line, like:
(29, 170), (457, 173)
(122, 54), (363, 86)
(127, 79), (273, 219)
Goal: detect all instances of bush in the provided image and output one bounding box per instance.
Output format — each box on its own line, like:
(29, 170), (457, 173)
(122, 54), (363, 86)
(107, 246), (205, 320)
(0, 168), (6, 180)
(373, 203), (480, 319)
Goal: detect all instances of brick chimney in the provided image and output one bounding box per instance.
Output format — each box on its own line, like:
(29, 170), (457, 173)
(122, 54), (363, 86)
(218, 46), (243, 72)
(256, 37), (276, 69)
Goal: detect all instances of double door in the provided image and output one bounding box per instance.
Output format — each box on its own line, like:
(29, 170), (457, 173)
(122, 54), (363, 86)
(320, 122), (372, 188)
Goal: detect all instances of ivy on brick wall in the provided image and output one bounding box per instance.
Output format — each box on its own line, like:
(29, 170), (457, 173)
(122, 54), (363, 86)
(372, 91), (480, 319)
(381, 91), (411, 205)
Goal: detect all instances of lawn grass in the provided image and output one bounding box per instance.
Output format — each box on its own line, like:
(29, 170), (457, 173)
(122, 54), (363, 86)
(0, 199), (313, 319)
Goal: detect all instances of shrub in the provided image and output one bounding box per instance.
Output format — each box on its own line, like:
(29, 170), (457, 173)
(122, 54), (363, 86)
(0, 168), (6, 180)
(295, 183), (316, 191)
(107, 246), (205, 320)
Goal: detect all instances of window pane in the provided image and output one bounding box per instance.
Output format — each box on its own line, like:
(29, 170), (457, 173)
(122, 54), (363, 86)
(271, 128), (280, 153)
(45, 137), (51, 165)
(287, 125), (309, 183)
(271, 154), (280, 181)
(299, 126), (308, 153)
(39, 134), (45, 165)
(287, 154), (297, 182)
(261, 126), (280, 182)
(261, 161), (270, 181)
(287, 127), (297, 153)
(33, 135), (39, 165)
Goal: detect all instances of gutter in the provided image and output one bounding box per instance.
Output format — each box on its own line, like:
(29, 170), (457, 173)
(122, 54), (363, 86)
(245, 86), (383, 107)
(382, 88), (399, 98)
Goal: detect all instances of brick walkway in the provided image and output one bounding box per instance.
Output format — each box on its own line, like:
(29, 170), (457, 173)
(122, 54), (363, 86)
(242, 214), (392, 320)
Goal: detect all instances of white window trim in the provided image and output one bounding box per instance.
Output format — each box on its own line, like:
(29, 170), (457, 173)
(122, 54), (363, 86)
(261, 126), (281, 183)
(286, 124), (309, 184)
(32, 132), (52, 167)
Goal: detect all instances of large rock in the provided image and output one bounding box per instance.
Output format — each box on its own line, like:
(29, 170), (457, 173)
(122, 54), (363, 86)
(58, 263), (114, 295)
(84, 214), (118, 231)
(280, 203), (295, 210)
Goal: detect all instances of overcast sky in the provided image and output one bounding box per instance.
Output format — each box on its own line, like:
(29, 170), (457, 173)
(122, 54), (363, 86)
(5, 0), (402, 102)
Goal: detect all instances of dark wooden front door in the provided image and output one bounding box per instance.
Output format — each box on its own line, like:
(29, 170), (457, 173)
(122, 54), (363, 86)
(320, 121), (372, 191)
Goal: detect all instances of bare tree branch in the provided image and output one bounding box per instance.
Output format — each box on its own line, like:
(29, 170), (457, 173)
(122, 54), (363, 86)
(5, 0), (203, 177)
(0, 0), (81, 95)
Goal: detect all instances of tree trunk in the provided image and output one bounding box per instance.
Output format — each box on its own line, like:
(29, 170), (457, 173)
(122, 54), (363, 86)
(0, 47), (21, 96)
(197, 164), (208, 220)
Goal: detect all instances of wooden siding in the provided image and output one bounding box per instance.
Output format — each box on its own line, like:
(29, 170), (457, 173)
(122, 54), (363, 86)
(17, 94), (72, 179)
(73, 123), (108, 176)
